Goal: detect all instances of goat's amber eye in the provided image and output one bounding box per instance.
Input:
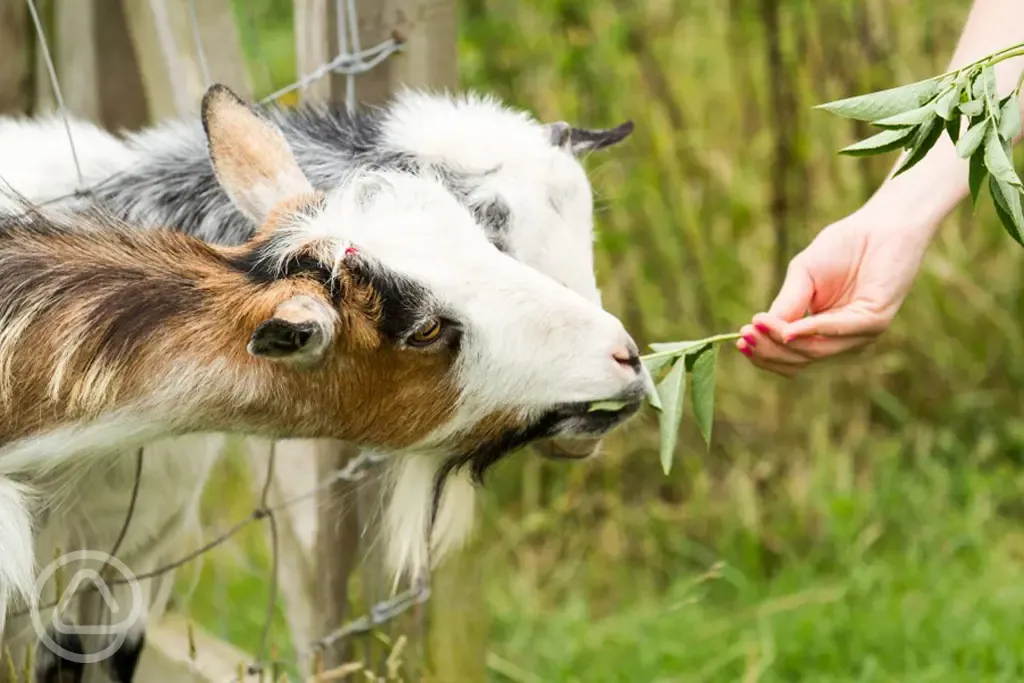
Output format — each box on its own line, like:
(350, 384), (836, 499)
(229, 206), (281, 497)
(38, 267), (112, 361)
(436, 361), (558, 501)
(409, 319), (443, 346)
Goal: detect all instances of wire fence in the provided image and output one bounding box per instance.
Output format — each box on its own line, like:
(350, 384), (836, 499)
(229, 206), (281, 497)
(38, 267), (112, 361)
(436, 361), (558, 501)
(10, 0), (428, 679)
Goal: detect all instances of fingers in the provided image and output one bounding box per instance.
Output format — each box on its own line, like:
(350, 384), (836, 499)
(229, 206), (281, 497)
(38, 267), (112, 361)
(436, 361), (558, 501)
(766, 260), (814, 322)
(736, 313), (877, 378)
(779, 308), (890, 341)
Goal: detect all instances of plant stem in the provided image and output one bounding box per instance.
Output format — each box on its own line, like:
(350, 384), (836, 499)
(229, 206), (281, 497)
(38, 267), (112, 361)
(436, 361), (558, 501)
(937, 43), (1024, 82)
(639, 332), (742, 362)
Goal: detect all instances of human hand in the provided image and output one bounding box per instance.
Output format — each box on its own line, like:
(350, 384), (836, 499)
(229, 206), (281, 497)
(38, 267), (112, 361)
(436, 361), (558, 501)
(736, 206), (936, 377)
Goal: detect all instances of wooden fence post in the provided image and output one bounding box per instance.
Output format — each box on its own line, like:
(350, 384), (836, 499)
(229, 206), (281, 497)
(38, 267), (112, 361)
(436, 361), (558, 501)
(121, 0), (251, 120)
(294, 1), (477, 679)
(290, 6), (366, 674)
(28, 0), (149, 129)
(0, 1), (32, 116)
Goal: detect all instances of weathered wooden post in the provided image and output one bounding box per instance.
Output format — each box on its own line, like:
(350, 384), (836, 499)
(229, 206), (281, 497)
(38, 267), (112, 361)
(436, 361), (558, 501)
(0, 1), (32, 116)
(293, 1), (479, 679)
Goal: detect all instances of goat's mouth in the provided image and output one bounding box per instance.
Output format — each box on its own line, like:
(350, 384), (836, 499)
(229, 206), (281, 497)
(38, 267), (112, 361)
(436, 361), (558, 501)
(546, 396), (642, 437)
(426, 386), (645, 533)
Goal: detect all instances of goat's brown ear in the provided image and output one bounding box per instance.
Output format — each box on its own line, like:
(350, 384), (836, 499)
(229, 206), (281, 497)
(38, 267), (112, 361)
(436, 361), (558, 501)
(248, 295), (334, 364)
(202, 83), (315, 224)
(543, 120), (634, 155)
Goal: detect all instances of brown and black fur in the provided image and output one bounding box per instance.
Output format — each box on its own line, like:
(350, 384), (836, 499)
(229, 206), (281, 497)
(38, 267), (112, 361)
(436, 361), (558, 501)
(0, 197), (461, 450)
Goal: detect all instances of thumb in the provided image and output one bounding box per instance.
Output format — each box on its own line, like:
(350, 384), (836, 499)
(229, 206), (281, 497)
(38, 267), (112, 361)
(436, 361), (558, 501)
(780, 307), (886, 341)
(767, 263), (814, 322)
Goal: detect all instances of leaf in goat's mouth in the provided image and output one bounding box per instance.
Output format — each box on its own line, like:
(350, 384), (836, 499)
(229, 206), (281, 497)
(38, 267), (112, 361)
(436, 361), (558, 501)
(588, 400), (628, 412)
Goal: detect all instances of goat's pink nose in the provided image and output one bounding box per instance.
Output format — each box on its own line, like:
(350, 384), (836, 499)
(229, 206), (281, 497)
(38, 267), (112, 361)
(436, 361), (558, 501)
(612, 342), (641, 375)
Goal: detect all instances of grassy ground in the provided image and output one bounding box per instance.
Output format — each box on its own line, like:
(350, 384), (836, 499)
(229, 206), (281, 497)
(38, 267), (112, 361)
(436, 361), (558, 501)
(171, 1), (1024, 680)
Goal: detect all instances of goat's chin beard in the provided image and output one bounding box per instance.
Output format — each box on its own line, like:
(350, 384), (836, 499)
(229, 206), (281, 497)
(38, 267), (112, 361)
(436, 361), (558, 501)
(426, 401), (639, 533)
(534, 434), (603, 460)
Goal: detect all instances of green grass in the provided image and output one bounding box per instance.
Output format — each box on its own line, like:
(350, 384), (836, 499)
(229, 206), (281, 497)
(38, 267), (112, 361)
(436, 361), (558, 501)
(480, 454), (1024, 682)
(160, 0), (1024, 680)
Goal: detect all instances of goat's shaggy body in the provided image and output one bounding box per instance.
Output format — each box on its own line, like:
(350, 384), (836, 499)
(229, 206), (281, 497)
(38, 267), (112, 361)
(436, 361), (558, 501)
(0, 85), (643, 679)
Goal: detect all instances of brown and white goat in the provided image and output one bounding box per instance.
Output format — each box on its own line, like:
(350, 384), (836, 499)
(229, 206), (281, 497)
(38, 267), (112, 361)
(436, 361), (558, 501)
(0, 85), (647, 654)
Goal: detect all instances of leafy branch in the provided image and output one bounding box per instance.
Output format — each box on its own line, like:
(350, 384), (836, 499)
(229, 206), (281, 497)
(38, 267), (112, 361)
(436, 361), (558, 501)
(590, 333), (741, 475)
(814, 45), (1024, 243)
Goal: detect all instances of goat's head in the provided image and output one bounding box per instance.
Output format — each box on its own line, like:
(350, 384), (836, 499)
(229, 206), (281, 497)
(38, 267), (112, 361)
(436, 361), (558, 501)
(379, 91), (632, 306)
(202, 83), (647, 545)
(377, 91), (635, 462)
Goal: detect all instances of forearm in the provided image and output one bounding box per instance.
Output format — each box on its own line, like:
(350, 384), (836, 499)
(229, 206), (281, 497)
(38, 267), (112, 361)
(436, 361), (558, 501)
(862, 0), (1024, 242)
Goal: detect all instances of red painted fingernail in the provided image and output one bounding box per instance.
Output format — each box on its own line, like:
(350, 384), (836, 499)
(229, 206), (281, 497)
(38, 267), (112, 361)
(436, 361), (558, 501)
(755, 323), (770, 335)
(740, 345), (753, 357)
(743, 334), (756, 346)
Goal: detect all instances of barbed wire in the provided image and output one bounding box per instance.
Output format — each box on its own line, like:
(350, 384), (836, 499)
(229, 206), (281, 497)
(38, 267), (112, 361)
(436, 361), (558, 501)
(12, 0), (426, 680)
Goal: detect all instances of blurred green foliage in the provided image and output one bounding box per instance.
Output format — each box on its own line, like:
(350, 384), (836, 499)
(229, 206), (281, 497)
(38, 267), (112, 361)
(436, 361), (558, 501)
(177, 1), (1024, 680)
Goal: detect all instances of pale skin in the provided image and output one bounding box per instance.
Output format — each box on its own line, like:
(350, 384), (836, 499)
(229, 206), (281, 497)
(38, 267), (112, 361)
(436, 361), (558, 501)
(739, 0), (1024, 377)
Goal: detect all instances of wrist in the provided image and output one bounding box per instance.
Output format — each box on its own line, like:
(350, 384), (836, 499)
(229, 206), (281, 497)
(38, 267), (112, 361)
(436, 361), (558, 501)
(859, 137), (970, 246)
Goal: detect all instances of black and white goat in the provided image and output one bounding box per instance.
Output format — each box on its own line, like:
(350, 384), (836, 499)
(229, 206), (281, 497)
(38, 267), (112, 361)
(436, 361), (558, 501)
(0, 85), (646, 680)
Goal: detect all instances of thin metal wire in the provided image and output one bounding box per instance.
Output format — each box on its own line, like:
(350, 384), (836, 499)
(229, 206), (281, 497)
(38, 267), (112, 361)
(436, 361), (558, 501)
(258, 39), (403, 105)
(24, 0), (83, 188)
(344, 0), (363, 112)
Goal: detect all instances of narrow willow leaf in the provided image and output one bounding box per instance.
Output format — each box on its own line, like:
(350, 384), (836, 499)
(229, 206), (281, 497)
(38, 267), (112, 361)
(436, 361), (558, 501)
(970, 65), (998, 106)
(891, 116), (943, 178)
(944, 116), (961, 145)
(814, 77), (940, 122)
(657, 358), (686, 475)
(689, 345), (718, 449)
(984, 126), (1023, 187)
(648, 340), (707, 355)
(641, 353), (676, 378)
(969, 148), (988, 206)
(999, 93), (1022, 141)
(933, 84), (960, 120)
(645, 372), (663, 411)
(872, 102), (937, 128)
(982, 65), (999, 108)
(958, 99), (985, 117)
(989, 176), (1024, 246)
(588, 400), (628, 412)
(956, 119), (989, 158)
(838, 127), (916, 157)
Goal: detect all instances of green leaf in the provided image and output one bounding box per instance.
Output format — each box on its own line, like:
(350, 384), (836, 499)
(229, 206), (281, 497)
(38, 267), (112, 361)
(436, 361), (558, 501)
(656, 358), (686, 475)
(872, 102), (936, 128)
(838, 127), (917, 157)
(956, 119), (989, 159)
(588, 400), (628, 412)
(959, 99), (985, 117)
(983, 126), (1023, 188)
(944, 116), (961, 145)
(998, 93), (1022, 141)
(891, 116), (944, 178)
(970, 65), (998, 108)
(814, 77), (940, 122)
(989, 176), (1024, 247)
(969, 148), (988, 206)
(641, 353), (676, 378)
(933, 83), (961, 121)
(689, 345), (718, 449)
(648, 340), (708, 355)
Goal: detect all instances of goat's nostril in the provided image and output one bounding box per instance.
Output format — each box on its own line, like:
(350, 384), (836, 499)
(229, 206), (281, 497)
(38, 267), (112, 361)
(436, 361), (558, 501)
(612, 345), (642, 374)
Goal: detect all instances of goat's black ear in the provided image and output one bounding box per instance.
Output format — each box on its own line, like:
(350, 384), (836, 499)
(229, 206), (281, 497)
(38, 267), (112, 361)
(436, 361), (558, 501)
(545, 120), (635, 156)
(248, 295), (333, 363)
(249, 319), (319, 357)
